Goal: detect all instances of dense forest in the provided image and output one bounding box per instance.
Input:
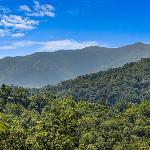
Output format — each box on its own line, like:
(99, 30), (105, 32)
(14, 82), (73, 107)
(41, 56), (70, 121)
(0, 58), (150, 149)
(43, 58), (150, 105)
(0, 84), (150, 149)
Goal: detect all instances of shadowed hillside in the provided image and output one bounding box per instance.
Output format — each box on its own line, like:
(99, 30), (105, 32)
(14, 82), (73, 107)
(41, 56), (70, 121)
(44, 58), (150, 105)
(0, 42), (150, 87)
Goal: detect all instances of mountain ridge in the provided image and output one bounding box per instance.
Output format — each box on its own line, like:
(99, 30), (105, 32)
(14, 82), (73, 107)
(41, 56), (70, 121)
(0, 42), (148, 61)
(0, 42), (150, 87)
(43, 58), (150, 105)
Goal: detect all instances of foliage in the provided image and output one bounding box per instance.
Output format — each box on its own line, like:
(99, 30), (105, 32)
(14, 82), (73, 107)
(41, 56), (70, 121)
(0, 84), (150, 149)
(44, 58), (150, 105)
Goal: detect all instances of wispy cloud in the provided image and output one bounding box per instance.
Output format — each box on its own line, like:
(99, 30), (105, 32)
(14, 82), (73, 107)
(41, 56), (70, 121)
(0, 45), (16, 50)
(20, 1), (55, 17)
(0, 7), (11, 14)
(0, 15), (39, 30)
(0, 0), (55, 38)
(12, 40), (42, 47)
(20, 5), (32, 13)
(0, 28), (24, 38)
(0, 29), (10, 37)
(38, 40), (100, 51)
(0, 39), (101, 51)
(11, 33), (25, 38)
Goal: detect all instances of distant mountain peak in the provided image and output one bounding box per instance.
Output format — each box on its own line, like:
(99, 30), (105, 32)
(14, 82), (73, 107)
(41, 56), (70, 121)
(120, 42), (148, 49)
(132, 42), (146, 46)
(0, 42), (150, 87)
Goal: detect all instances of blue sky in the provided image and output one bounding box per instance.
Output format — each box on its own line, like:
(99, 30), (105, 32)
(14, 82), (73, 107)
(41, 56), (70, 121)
(0, 0), (150, 57)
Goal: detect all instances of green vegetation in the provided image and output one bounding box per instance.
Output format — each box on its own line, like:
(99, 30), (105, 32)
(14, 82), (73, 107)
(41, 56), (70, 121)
(0, 58), (150, 149)
(0, 84), (150, 149)
(44, 58), (150, 105)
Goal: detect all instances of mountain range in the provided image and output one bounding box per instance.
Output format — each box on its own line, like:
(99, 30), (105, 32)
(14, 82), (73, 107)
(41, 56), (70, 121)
(43, 58), (150, 105)
(0, 42), (150, 87)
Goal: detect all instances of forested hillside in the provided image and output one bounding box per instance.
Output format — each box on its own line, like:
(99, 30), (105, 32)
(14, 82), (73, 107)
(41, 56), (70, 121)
(0, 42), (150, 87)
(0, 58), (150, 149)
(44, 58), (150, 105)
(0, 84), (150, 149)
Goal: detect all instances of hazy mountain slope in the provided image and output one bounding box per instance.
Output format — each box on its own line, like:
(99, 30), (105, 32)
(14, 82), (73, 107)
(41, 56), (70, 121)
(44, 58), (150, 105)
(0, 42), (150, 87)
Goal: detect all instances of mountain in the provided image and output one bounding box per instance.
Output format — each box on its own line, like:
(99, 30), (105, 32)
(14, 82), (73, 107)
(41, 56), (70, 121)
(0, 42), (150, 87)
(43, 58), (150, 105)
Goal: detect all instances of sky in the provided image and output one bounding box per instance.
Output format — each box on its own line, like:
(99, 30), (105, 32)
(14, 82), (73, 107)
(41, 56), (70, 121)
(0, 0), (150, 57)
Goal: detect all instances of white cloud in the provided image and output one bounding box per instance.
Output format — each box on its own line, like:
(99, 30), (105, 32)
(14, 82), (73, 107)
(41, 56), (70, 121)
(0, 29), (25, 38)
(11, 33), (25, 38)
(0, 39), (101, 51)
(0, 1), (55, 38)
(0, 7), (11, 14)
(20, 5), (31, 12)
(0, 40), (40, 50)
(20, 0), (55, 17)
(0, 15), (39, 30)
(0, 29), (10, 37)
(39, 40), (99, 51)
(0, 45), (16, 50)
(12, 40), (42, 47)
